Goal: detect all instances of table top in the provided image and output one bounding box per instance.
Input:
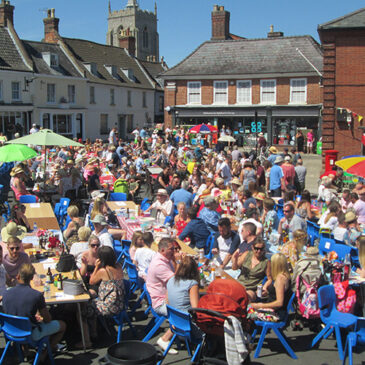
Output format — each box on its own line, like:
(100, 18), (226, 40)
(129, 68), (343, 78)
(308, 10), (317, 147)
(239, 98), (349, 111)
(31, 261), (90, 304)
(24, 203), (60, 230)
(107, 201), (138, 211)
(150, 238), (197, 256)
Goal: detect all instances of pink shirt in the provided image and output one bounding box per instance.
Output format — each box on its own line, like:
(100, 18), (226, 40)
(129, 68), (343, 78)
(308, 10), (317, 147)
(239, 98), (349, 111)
(354, 199), (365, 224)
(307, 132), (313, 142)
(146, 252), (174, 309)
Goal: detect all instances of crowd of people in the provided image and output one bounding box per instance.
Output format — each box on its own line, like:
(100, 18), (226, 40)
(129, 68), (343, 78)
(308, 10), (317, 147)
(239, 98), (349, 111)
(0, 125), (364, 358)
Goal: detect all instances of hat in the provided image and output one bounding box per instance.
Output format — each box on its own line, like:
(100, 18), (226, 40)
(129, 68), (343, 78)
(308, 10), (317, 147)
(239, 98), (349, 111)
(156, 189), (168, 196)
(269, 146), (278, 154)
(274, 156), (284, 164)
(91, 214), (108, 225)
(91, 190), (105, 200)
(258, 132), (264, 137)
(87, 157), (98, 165)
(66, 160), (74, 165)
(217, 155), (225, 162)
(1, 222), (26, 242)
(254, 192), (266, 201)
(75, 157), (83, 164)
(10, 166), (24, 176)
(305, 246), (319, 256)
(345, 211), (357, 223)
(215, 177), (224, 186)
(231, 177), (241, 186)
(284, 156), (291, 162)
(204, 196), (217, 206)
(32, 123), (36, 127)
(154, 129), (158, 133)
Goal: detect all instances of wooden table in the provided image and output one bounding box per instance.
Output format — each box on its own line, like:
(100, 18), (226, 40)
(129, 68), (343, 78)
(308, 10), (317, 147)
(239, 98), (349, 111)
(24, 203), (60, 230)
(107, 201), (138, 212)
(151, 238), (197, 256)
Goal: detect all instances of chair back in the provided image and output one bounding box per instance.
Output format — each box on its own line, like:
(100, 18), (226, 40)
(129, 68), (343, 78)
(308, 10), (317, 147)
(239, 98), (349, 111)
(19, 195), (37, 203)
(275, 203), (284, 220)
(0, 313), (32, 339)
(166, 305), (192, 337)
(333, 243), (353, 260)
(59, 198), (71, 213)
(318, 232), (335, 255)
(205, 232), (215, 259)
(110, 193), (127, 202)
(355, 318), (365, 346)
(318, 285), (336, 322)
(124, 258), (138, 282)
(140, 198), (151, 211)
(306, 220), (320, 246)
(62, 215), (72, 232)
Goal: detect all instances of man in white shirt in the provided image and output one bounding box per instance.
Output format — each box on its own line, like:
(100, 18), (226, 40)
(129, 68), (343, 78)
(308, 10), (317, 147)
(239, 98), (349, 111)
(91, 214), (113, 248)
(29, 124), (39, 134)
(145, 189), (173, 225)
(108, 127), (117, 146)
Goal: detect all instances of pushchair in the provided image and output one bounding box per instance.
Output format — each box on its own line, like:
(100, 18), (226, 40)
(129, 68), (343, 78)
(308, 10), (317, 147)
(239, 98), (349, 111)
(188, 279), (252, 365)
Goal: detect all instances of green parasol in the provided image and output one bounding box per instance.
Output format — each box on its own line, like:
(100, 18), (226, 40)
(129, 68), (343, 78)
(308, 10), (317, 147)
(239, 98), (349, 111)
(0, 144), (38, 162)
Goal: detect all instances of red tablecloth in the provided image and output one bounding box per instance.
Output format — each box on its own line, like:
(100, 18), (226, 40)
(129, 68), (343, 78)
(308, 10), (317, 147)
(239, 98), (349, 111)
(117, 216), (141, 240)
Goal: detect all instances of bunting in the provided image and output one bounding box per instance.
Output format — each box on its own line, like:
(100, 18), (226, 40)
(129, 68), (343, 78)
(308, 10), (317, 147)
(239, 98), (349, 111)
(337, 107), (363, 124)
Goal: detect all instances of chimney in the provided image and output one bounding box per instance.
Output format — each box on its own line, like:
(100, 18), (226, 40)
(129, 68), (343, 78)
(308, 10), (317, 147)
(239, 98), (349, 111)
(267, 25), (284, 38)
(43, 8), (60, 43)
(211, 5), (230, 40)
(119, 35), (136, 57)
(0, 0), (14, 27)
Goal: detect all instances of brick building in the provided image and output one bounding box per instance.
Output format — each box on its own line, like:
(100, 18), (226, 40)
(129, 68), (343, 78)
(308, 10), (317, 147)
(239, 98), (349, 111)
(318, 8), (365, 158)
(161, 5), (323, 148)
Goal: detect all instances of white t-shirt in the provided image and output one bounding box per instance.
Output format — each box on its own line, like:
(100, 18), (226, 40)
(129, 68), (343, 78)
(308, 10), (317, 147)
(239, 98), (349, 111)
(333, 227), (347, 242)
(70, 241), (89, 268)
(94, 228), (114, 248)
(134, 247), (156, 278)
(152, 199), (173, 224)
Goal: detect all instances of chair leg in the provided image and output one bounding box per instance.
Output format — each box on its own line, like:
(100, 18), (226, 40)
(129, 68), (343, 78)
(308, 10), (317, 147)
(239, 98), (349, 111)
(251, 328), (258, 342)
(324, 326), (334, 339)
(335, 325), (345, 361)
(157, 334), (177, 365)
(46, 338), (55, 365)
(273, 328), (298, 359)
(254, 326), (268, 358)
(191, 342), (202, 363)
(185, 338), (192, 357)
(143, 317), (166, 342)
(123, 312), (137, 337)
(15, 342), (24, 362)
(0, 340), (12, 364)
(311, 324), (331, 347)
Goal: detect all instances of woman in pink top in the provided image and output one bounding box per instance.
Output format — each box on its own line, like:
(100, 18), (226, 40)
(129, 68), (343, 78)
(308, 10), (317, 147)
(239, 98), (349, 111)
(306, 130), (314, 154)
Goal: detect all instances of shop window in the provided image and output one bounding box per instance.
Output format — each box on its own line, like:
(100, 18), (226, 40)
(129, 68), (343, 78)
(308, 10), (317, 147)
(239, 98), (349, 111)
(100, 114), (108, 134)
(236, 80), (252, 104)
(11, 82), (21, 101)
(53, 114), (72, 135)
(187, 82), (201, 104)
(290, 78), (307, 104)
(272, 118), (296, 146)
(213, 81), (228, 104)
(260, 79), (276, 104)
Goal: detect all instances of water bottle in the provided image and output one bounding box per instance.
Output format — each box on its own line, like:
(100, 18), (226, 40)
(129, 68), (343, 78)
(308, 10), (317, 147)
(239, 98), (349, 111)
(33, 222), (38, 233)
(44, 281), (51, 300)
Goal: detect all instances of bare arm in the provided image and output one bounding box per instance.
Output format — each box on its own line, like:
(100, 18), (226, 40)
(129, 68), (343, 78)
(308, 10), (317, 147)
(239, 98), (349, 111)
(232, 250), (248, 270)
(189, 285), (199, 308)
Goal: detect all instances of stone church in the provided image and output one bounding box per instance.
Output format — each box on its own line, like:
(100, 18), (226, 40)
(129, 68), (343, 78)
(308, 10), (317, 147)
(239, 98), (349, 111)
(106, 0), (159, 62)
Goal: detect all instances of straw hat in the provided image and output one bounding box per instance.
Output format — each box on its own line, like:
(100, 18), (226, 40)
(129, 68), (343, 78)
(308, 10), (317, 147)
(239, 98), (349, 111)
(305, 246), (319, 257)
(156, 189), (168, 196)
(269, 146), (278, 154)
(10, 166), (24, 177)
(231, 177), (241, 186)
(254, 192), (266, 201)
(91, 214), (108, 225)
(87, 157), (98, 165)
(345, 211), (357, 223)
(66, 160), (74, 165)
(1, 222), (26, 242)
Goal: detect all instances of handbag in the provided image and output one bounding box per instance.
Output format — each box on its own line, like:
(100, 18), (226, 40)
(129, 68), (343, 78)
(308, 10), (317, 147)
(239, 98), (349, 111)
(56, 253), (76, 272)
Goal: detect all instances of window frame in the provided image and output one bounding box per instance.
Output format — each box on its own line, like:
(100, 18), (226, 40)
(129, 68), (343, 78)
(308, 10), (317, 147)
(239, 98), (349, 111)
(11, 81), (21, 101)
(110, 88), (115, 106)
(187, 81), (201, 105)
(260, 79), (276, 105)
(290, 78), (307, 104)
(236, 80), (252, 105)
(213, 80), (228, 105)
(47, 83), (56, 104)
(0, 80), (3, 101)
(89, 86), (95, 104)
(100, 113), (108, 135)
(127, 90), (132, 107)
(68, 85), (76, 104)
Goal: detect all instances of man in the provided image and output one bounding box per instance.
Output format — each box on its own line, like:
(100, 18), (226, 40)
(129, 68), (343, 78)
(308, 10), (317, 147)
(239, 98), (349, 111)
(170, 180), (193, 209)
(199, 196), (221, 232)
(291, 148), (301, 166)
(108, 127), (117, 146)
(211, 218), (240, 269)
(281, 156), (296, 191)
(146, 237), (178, 354)
(269, 156), (285, 197)
(57, 147), (68, 162)
(88, 167), (102, 192)
(340, 189), (352, 212)
(278, 203), (307, 239)
(29, 123), (39, 134)
(216, 155), (232, 185)
(354, 187), (365, 225)
(90, 214), (113, 248)
(238, 221), (257, 253)
(267, 146), (279, 165)
(295, 159), (307, 193)
(3, 263), (66, 357)
(166, 174), (181, 196)
(231, 145), (242, 161)
(140, 126), (147, 139)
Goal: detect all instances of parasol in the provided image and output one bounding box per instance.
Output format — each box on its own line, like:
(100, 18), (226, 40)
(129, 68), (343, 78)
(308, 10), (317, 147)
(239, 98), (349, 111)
(218, 135), (236, 142)
(335, 155), (365, 178)
(0, 144), (38, 162)
(189, 124), (217, 134)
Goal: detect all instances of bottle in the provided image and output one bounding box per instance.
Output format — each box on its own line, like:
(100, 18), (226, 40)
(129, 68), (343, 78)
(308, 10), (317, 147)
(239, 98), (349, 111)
(257, 284), (263, 299)
(44, 281), (51, 300)
(57, 274), (63, 290)
(46, 267), (53, 283)
(33, 222), (38, 233)
(199, 270), (205, 287)
(199, 248), (205, 266)
(210, 266), (216, 282)
(72, 270), (77, 280)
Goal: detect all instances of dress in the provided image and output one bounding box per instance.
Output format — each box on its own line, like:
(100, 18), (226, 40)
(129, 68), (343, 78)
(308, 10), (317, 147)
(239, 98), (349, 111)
(238, 251), (268, 291)
(175, 216), (189, 236)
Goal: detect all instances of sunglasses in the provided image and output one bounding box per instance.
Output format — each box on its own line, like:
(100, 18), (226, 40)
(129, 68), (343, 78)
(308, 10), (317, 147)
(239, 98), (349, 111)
(90, 244), (100, 248)
(253, 246), (265, 252)
(9, 247), (20, 251)
(283, 210), (292, 213)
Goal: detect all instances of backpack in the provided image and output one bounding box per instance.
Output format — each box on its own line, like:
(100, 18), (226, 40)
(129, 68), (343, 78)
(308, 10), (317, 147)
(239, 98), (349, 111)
(113, 178), (128, 194)
(296, 275), (320, 319)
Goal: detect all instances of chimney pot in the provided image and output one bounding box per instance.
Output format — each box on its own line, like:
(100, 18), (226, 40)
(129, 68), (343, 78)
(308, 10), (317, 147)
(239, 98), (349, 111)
(211, 4), (230, 40)
(51, 8), (55, 18)
(0, 0), (14, 27)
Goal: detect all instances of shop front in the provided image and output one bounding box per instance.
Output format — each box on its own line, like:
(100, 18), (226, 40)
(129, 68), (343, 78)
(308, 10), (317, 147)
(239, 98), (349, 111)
(0, 105), (34, 139)
(172, 105), (321, 148)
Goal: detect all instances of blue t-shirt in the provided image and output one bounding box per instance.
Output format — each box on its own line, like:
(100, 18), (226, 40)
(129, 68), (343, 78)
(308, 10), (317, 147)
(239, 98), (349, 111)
(167, 277), (198, 313)
(170, 189), (193, 208)
(199, 207), (221, 232)
(269, 164), (284, 190)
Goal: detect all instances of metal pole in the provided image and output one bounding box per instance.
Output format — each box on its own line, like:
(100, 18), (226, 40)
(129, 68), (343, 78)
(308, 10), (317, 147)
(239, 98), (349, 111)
(255, 111), (258, 155)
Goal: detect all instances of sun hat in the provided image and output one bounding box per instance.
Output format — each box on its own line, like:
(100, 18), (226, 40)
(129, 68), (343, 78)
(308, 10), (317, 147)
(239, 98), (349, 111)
(1, 222), (27, 242)
(254, 192), (266, 201)
(305, 246), (319, 257)
(156, 189), (168, 196)
(284, 156), (291, 162)
(91, 214), (108, 225)
(269, 146), (278, 154)
(231, 177), (241, 186)
(215, 177), (224, 186)
(345, 211), (357, 223)
(10, 166), (24, 176)
(87, 157), (98, 165)
(66, 160), (74, 165)
(274, 156), (284, 164)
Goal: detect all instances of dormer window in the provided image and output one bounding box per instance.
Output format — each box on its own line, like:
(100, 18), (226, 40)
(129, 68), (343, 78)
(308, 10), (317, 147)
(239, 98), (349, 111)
(122, 68), (134, 81)
(105, 64), (118, 78)
(50, 54), (58, 67)
(84, 62), (98, 76)
(42, 52), (59, 68)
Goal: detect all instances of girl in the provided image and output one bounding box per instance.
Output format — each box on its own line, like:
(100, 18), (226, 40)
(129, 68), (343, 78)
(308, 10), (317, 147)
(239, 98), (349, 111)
(133, 232), (156, 281)
(129, 231), (144, 260)
(280, 229), (307, 272)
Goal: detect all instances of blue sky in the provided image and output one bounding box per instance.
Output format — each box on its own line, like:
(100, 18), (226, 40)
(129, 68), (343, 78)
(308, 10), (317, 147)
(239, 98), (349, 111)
(11, 0), (365, 67)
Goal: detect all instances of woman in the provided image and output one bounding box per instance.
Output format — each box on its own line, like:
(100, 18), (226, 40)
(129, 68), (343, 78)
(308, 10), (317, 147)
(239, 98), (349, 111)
(249, 253), (292, 322)
(70, 227), (92, 269)
(129, 231), (144, 260)
(296, 190), (314, 221)
(10, 204), (31, 232)
(253, 159), (265, 187)
(174, 202), (190, 236)
(296, 130), (304, 152)
(64, 205), (84, 248)
(280, 229), (307, 272)
(356, 236), (365, 278)
(80, 235), (100, 288)
(188, 165), (202, 192)
(232, 239), (272, 302)
(155, 165), (171, 191)
(240, 161), (256, 190)
(10, 167), (31, 201)
(319, 200), (340, 231)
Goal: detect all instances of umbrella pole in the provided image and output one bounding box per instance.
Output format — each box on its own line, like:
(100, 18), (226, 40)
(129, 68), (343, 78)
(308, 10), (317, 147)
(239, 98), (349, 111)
(44, 146), (47, 196)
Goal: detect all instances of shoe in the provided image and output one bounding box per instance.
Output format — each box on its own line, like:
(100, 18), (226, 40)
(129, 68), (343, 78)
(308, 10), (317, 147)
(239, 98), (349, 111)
(157, 337), (178, 355)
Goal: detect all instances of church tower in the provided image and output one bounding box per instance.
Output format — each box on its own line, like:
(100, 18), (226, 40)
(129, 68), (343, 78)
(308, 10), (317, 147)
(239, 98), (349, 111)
(107, 0), (159, 61)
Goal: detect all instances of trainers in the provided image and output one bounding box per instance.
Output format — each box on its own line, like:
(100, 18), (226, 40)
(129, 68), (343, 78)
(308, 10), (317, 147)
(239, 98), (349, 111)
(157, 337), (178, 355)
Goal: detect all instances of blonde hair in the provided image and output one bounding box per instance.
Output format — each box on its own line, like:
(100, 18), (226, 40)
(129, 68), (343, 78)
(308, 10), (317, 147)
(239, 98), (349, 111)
(67, 205), (79, 218)
(131, 231), (143, 248)
(19, 263), (35, 284)
(78, 226), (92, 242)
(293, 229), (307, 252)
(271, 253), (290, 280)
(358, 236), (365, 269)
(91, 197), (105, 220)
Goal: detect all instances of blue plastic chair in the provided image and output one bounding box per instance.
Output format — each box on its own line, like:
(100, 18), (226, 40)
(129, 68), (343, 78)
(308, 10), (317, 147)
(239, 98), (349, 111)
(0, 312), (55, 365)
(124, 258), (144, 294)
(116, 239), (131, 265)
(59, 197), (70, 215)
(307, 220), (320, 247)
(275, 202), (284, 221)
(142, 284), (166, 342)
(251, 292), (297, 359)
(343, 317), (365, 365)
(204, 232), (215, 259)
(311, 285), (357, 360)
(113, 239), (123, 262)
(19, 195), (37, 203)
(318, 232), (335, 256)
(333, 243), (354, 261)
(61, 215), (71, 232)
(140, 198), (151, 211)
(113, 280), (137, 342)
(109, 192), (127, 202)
(164, 216), (172, 226)
(158, 305), (203, 364)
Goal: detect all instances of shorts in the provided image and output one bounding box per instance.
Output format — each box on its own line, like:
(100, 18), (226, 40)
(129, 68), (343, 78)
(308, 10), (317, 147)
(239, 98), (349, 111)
(154, 303), (168, 317)
(32, 320), (60, 341)
(307, 141), (313, 148)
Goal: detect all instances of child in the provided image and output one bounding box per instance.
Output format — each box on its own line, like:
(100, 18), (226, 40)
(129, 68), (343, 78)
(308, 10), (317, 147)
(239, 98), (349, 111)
(133, 232), (156, 281)
(129, 231), (144, 260)
(333, 211), (347, 242)
(261, 198), (279, 238)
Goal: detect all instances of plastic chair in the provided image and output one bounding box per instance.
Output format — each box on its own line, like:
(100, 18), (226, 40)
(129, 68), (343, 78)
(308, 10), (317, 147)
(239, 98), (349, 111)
(113, 280), (137, 342)
(343, 317), (365, 365)
(307, 220), (320, 247)
(333, 243), (353, 261)
(0, 312), (55, 365)
(164, 216), (172, 226)
(61, 215), (71, 232)
(19, 195), (37, 203)
(318, 232), (335, 256)
(59, 197), (70, 214)
(204, 232), (215, 259)
(142, 284), (166, 342)
(275, 202), (284, 221)
(251, 292), (297, 359)
(109, 192), (127, 202)
(311, 285), (357, 360)
(158, 305), (203, 364)
(124, 258), (143, 294)
(113, 239), (123, 263)
(140, 198), (151, 211)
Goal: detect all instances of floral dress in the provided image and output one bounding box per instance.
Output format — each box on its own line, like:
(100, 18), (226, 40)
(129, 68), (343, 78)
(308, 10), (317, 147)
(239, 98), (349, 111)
(175, 216), (189, 236)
